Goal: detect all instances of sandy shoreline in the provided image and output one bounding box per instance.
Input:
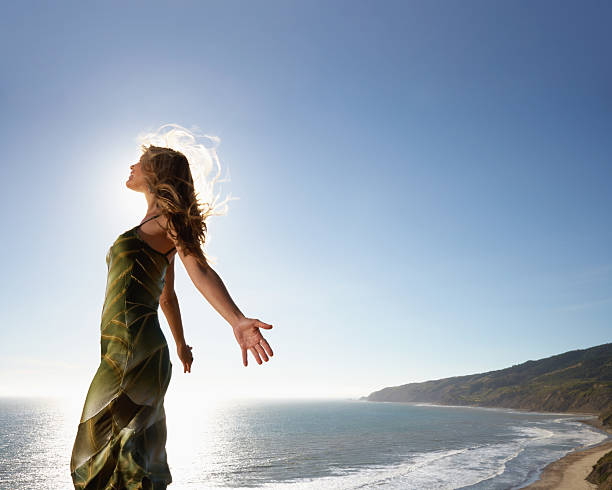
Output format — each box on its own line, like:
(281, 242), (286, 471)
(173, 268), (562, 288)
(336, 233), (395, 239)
(521, 416), (612, 489)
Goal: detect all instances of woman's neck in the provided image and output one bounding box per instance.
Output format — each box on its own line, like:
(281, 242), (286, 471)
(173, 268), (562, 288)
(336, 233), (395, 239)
(144, 191), (161, 215)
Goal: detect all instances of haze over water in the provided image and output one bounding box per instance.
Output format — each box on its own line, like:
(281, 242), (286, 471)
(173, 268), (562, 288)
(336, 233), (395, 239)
(1, 397), (608, 489)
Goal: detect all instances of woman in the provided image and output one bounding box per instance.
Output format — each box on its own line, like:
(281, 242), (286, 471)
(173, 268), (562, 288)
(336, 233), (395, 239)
(70, 144), (274, 489)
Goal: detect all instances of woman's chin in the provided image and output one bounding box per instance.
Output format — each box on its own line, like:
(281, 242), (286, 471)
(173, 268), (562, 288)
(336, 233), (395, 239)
(125, 181), (143, 193)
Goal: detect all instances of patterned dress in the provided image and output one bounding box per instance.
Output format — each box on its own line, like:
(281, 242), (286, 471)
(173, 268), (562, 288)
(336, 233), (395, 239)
(71, 215), (176, 489)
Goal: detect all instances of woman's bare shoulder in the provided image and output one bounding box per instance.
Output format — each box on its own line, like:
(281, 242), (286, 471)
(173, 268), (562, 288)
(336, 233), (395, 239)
(154, 213), (182, 253)
(154, 213), (170, 228)
(155, 214), (176, 238)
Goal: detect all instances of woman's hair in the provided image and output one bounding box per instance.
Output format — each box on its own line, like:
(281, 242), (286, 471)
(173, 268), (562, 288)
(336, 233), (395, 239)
(139, 144), (212, 267)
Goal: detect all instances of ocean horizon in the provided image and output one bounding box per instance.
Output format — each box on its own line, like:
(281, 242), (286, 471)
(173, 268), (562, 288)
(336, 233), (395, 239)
(1, 397), (609, 489)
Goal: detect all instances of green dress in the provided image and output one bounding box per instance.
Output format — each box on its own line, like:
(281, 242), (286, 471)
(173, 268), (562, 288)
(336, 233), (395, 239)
(71, 215), (176, 489)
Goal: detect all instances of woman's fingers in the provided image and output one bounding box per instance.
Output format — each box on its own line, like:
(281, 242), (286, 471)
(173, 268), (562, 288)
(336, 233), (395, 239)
(260, 338), (273, 357)
(235, 323), (274, 366)
(180, 346), (193, 373)
(254, 343), (268, 362)
(249, 346), (263, 365)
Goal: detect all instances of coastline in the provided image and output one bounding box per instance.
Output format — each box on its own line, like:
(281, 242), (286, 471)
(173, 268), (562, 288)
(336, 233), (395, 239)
(365, 399), (601, 418)
(521, 416), (612, 489)
(364, 401), (612, 488)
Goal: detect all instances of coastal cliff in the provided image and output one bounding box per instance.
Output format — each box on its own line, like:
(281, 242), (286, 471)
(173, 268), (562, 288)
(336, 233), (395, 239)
(587, 405), (612, 489)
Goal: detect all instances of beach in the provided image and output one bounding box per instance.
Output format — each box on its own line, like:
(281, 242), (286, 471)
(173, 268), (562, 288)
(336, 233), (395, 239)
(523, 416), (612, 489)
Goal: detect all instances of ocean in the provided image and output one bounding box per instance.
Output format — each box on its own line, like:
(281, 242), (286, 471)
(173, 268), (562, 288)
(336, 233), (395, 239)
(0, 397), (609, 489)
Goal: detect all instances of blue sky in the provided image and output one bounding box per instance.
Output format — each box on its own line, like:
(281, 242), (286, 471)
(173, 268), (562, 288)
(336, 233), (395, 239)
(1, 1), (610, 401)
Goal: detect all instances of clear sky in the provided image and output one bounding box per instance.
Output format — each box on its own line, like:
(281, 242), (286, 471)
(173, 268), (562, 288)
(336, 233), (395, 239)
(1, 1), (610, 402)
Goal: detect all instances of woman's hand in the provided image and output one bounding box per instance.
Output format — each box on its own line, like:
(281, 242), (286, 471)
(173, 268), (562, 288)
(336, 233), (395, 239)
(177, 342), (193, 373)
(232, 317), (274, 366)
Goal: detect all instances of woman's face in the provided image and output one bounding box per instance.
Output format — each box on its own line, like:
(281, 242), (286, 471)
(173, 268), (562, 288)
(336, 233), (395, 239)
(126, 155), (147, 192)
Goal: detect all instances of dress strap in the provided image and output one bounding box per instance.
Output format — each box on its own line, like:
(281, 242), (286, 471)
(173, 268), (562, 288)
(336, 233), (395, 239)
(137, 214), (175, 256)
(137, 214), (161, 228)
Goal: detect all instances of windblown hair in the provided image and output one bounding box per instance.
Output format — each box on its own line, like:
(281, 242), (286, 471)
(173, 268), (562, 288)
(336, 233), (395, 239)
(139, 144), (212, 268)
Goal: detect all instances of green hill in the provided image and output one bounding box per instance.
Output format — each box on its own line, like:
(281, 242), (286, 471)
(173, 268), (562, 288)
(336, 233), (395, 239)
(365, 343), (612, 414)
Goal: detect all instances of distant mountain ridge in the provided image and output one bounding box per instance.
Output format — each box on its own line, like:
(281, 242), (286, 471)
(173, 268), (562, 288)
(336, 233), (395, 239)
(365, 343), (612, 414)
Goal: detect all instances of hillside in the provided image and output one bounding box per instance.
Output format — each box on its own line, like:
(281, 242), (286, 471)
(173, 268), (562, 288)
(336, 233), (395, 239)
(365, 343), (612, 414)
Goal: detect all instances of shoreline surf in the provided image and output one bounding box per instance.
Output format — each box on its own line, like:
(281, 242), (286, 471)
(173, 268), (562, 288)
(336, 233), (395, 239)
(520, 416), (612, 489)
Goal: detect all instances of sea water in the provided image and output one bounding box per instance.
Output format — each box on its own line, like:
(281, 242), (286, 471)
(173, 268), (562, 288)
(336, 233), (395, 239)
(0, 397), (609, 489)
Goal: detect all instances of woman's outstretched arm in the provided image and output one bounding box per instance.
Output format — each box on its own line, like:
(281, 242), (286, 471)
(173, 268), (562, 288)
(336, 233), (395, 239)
(177, 247), (274, 366)
(159, 258), (193, 373)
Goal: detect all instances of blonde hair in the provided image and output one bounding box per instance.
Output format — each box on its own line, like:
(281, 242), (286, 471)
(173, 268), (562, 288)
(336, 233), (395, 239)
(136, 124), (237, 267)
(140, 145), (209, 267)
